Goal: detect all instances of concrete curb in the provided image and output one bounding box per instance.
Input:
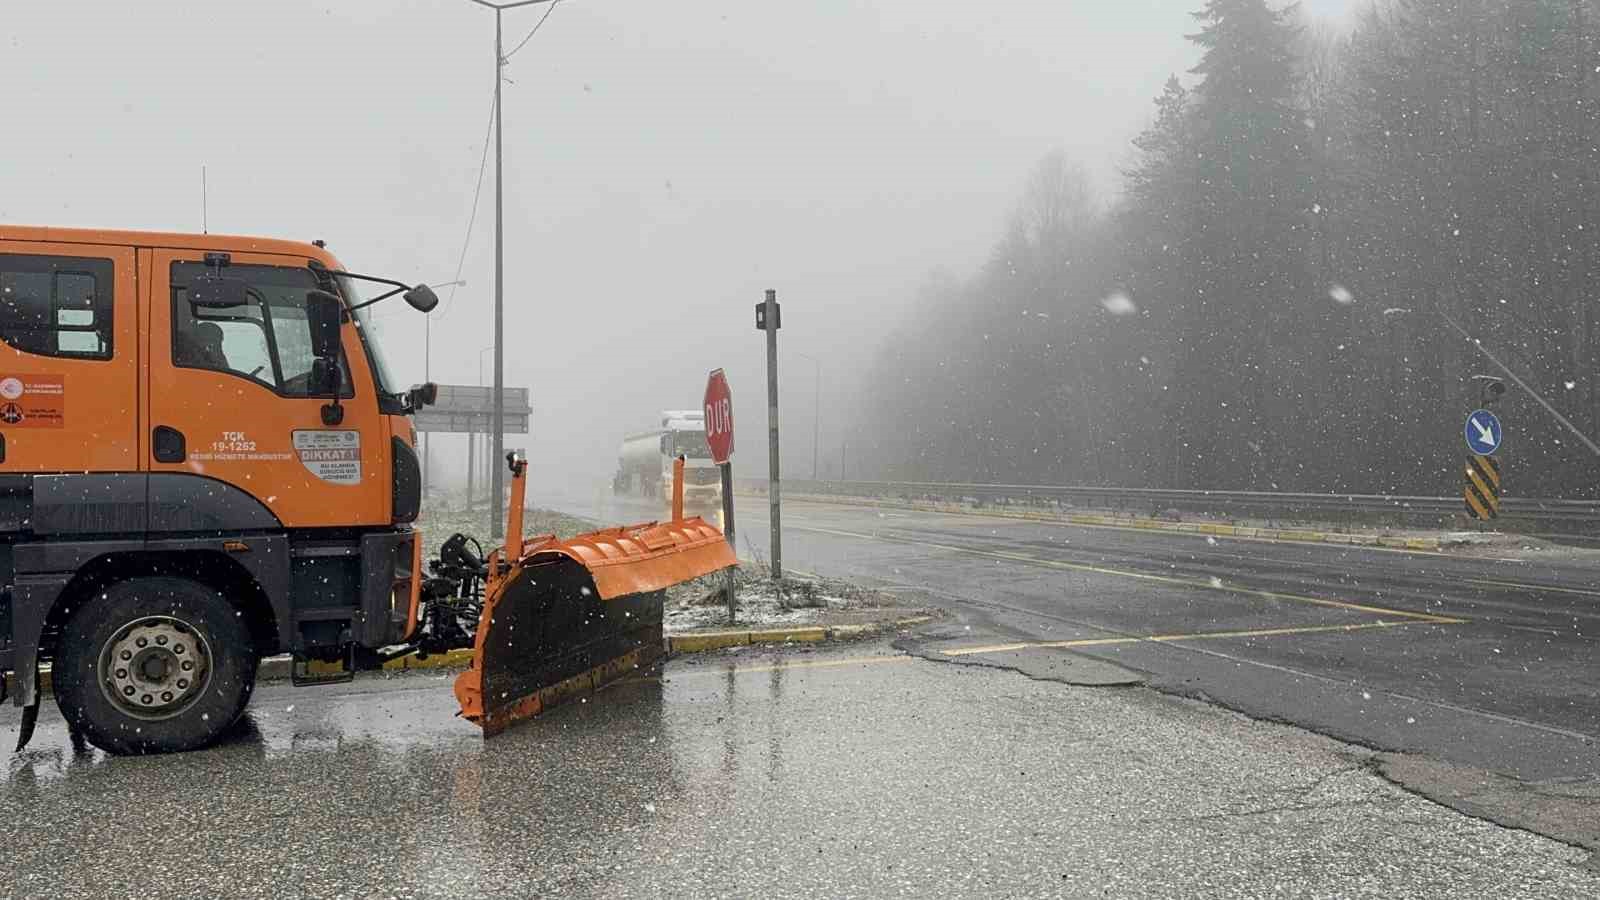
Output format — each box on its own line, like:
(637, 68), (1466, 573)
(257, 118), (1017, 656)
(15, 618), (938, 696)
(666, 614), (936, 655)
(16, 647), (483, 695)
(757, 491), (1444, 553)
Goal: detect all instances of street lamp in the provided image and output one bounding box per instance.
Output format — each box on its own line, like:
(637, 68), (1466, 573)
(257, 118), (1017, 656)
(419, 279), (466, 505)
(794, 351), (822, 481)
(466, 0), (556, 538)
(477, 345), (495, 386)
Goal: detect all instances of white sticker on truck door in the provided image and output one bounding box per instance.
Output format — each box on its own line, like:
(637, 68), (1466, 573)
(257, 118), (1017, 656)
(292, 430), (362, 485)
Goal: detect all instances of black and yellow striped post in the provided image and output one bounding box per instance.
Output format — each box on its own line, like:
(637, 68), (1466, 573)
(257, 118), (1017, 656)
(1464, 455), (1501, 520)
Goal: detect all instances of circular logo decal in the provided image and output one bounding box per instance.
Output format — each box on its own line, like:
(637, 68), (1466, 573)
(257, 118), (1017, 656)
(0, 378), (23, 400)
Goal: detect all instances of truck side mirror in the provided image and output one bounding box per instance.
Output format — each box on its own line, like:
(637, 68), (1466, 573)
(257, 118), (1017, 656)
(311, 357), (343, 397)
(188, 275), (249, 308)
(306, 290), (343, 359)
(403, 284), (439, 313)
(408, 382), (438, 409)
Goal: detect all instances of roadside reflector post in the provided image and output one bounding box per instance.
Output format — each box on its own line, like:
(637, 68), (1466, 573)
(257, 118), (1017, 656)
(672, 455), (685, 521)
(758, 289), (783, 581)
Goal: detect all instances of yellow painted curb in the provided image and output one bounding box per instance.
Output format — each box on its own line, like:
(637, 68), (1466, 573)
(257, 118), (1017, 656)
(669, 630), (751, 653)
(11, 616), (943, 697)
(758, 626), (828, 644)
(666, 615), (937, 655)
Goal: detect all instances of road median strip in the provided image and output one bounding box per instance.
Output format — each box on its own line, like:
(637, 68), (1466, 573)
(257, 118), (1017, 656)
(762, 491), (1448, 552)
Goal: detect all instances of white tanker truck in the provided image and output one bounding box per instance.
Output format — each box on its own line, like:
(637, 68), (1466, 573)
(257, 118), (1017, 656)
(614, 410), (721, 510)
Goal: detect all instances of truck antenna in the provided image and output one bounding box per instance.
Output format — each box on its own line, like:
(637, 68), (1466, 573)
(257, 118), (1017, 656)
(201, 165), (209, 234)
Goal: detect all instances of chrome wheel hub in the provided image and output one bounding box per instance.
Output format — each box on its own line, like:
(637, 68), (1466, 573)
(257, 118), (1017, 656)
(98, 617), (212, 720)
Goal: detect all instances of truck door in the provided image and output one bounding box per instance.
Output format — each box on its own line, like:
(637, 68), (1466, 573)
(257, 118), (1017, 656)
(146, 249), (389, 528)
(0, 240), (138, 471)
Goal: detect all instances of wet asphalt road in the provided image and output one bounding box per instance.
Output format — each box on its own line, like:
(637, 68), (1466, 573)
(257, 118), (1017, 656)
(4, 642), (1598, 899)
(550, 486), (1600, 849)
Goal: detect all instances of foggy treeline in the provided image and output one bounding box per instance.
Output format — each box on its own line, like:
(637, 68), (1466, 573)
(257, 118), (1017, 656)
(852, 0), (1600, 498)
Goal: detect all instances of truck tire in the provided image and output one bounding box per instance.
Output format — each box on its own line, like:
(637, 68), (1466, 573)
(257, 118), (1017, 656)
(53, 576), (257, 755)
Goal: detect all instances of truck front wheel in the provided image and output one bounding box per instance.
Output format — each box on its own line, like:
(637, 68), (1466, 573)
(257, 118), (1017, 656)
(54, 576), (257, 755)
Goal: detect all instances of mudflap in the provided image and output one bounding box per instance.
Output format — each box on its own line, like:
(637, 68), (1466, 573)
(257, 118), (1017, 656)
(14, 701), (39, 752)
(454, 557), (665, 736)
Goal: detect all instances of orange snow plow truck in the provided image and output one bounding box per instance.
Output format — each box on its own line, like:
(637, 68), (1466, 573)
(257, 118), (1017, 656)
(0, 226), (734, 753)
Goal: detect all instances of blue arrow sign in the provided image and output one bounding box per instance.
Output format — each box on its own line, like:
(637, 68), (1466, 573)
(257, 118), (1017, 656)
(1464, 409), (1503, 456)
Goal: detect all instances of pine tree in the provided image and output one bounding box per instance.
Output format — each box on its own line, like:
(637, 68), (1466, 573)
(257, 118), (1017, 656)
(1176, 0), (1314, 488)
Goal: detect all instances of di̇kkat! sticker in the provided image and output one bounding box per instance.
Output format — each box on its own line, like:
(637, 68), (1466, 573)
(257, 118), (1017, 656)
(292, 429), (362, 485)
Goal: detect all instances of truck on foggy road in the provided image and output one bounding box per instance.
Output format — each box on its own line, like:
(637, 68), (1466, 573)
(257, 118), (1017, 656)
(613, 410), (721, 510)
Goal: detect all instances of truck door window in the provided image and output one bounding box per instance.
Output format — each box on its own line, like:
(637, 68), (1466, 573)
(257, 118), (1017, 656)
(171, 262), (351, 397)
(0, 254), (114, 360)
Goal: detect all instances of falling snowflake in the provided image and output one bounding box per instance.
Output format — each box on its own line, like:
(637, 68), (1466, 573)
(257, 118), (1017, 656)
(1100, 292), (1138, 316)
(1328, 285), (1354, 305)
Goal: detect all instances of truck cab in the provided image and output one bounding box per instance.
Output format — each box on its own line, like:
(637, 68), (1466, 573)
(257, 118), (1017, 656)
(614, 410), (720, 512)
(0, 226), (436, 753)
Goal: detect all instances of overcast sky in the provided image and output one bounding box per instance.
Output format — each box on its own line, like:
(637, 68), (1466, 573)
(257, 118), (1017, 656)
(2, 0), (1359, 489)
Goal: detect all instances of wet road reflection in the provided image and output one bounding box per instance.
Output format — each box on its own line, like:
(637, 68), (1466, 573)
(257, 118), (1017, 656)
(3, 645), (1596, 898)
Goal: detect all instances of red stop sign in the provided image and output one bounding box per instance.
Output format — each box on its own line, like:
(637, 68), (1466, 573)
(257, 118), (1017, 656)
(704, 369), (734, 464)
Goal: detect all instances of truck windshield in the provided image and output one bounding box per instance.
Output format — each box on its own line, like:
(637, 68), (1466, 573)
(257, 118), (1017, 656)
(668, 429), (712, 459)
(337, 275), (399, 397)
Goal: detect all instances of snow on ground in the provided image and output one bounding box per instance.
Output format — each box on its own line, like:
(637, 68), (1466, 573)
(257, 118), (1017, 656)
(416, 496), (925, 633)
(664, 563), (917, 633)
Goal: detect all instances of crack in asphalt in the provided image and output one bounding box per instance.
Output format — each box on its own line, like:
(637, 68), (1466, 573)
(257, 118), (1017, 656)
(895, 621), (1600, 868)
(1365, 755), (1599, 867)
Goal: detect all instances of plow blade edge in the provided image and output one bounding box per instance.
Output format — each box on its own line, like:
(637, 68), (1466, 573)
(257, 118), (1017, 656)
(453, 517), (736, 734)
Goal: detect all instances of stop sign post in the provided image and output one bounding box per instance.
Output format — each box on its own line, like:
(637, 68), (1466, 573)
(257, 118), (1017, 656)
(704, 369), (738, 623)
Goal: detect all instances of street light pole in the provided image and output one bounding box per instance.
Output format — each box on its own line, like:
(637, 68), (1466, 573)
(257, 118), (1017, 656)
(468, 0), (550, 538)
(421, 280), (467, 386)
(794, 351), (821, 481)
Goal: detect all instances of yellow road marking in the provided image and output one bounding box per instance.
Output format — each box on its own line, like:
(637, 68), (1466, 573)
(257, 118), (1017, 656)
(798, 525), (1466, 624)
(941, 619), (1454, 657)
(1459, 576), (1600, 598)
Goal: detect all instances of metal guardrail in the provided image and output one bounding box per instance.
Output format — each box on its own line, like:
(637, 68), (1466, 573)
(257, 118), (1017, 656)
(737, 479), (1600, 530)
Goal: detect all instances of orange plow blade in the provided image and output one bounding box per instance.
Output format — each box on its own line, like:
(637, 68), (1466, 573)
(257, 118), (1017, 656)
(453, 517), (735, 735)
